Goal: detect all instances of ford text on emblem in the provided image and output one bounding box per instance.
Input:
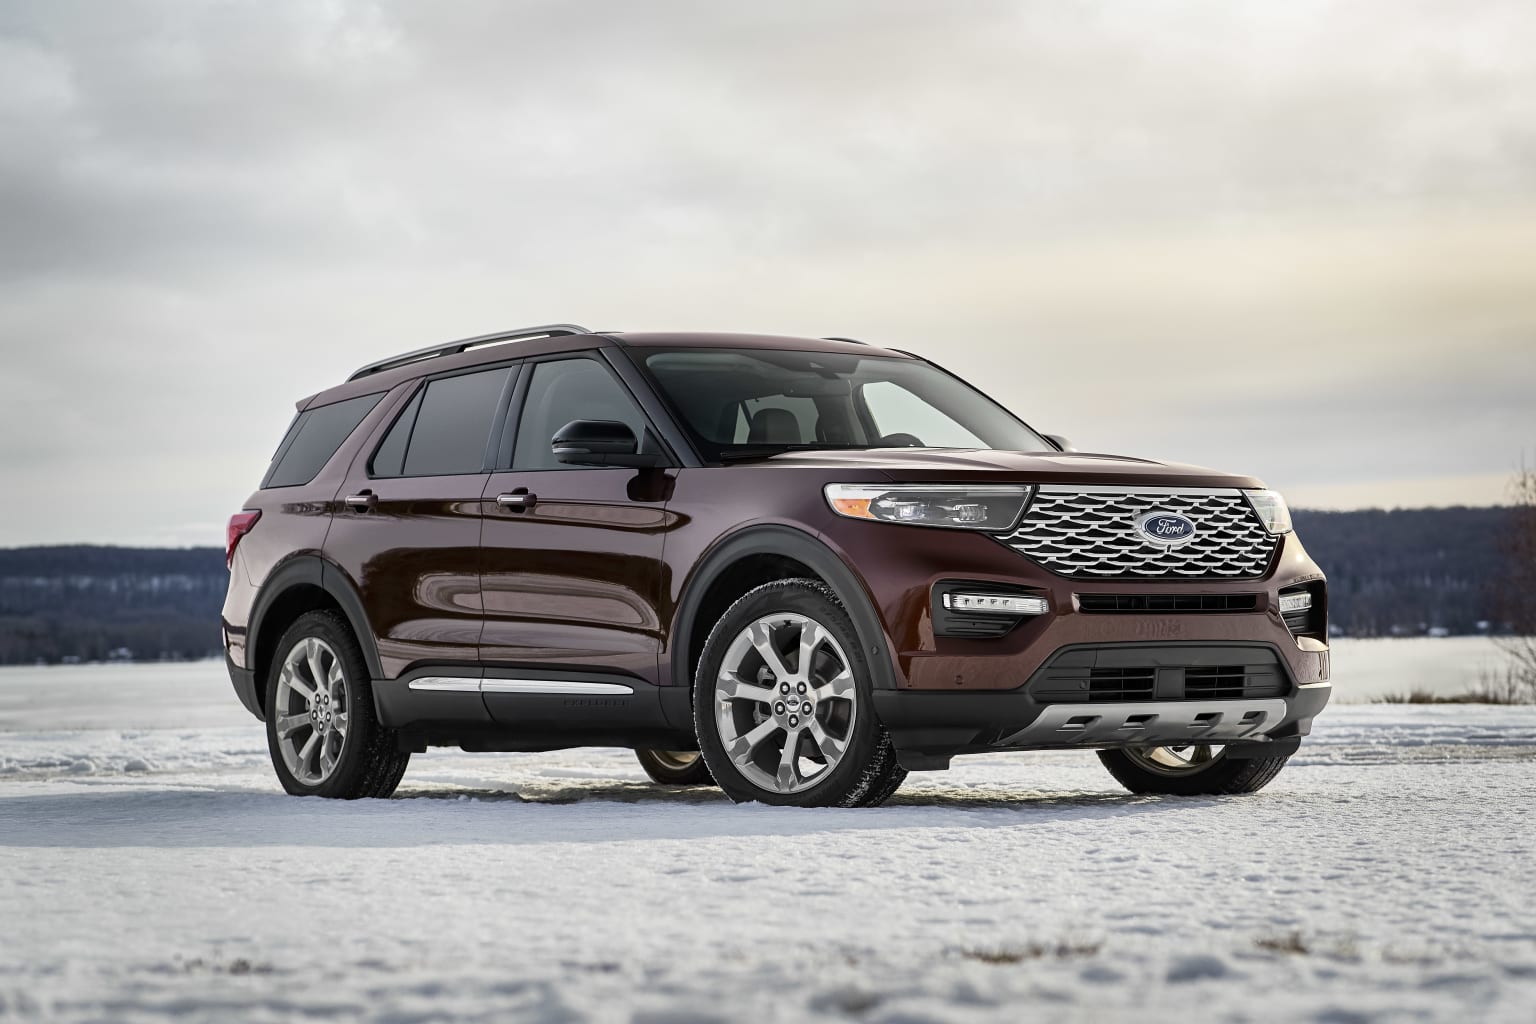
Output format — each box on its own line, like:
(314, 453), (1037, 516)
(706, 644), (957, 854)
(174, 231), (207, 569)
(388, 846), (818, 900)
(1135, 511), (1198, 547)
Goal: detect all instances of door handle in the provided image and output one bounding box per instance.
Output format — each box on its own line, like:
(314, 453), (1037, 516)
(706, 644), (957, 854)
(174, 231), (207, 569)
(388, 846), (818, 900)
(344, 490), (377, 511)
(496, 490), (536, 511)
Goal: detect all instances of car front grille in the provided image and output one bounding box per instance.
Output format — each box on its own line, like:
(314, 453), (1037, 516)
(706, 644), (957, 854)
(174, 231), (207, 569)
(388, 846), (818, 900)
(998, 486), (1279, 579)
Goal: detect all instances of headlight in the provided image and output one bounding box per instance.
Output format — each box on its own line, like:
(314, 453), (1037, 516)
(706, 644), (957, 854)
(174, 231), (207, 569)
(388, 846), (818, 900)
(824, 484), (1032, 531)
(1244, 488), (1293, 535)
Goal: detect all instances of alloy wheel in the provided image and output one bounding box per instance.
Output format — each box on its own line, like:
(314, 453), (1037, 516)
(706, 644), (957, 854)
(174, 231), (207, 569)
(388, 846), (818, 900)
(273, 636), (350, 786)
(713, 612), (857, 795)
(1123, 744), (1225, 775)
(647, 750), (702, 771)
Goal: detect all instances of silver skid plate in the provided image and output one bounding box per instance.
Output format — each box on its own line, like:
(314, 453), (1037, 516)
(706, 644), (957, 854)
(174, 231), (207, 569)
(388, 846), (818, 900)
(997, 699), (1288, 748)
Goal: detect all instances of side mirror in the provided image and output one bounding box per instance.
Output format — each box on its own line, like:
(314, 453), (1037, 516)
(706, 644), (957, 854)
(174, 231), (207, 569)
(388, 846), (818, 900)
(551, 420), (663, 468)
(1044, 434), (1076, 452)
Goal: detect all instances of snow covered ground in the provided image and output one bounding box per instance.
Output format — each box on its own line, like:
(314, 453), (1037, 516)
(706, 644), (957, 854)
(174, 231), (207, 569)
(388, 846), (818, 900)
(2, 657), (1534, 1023)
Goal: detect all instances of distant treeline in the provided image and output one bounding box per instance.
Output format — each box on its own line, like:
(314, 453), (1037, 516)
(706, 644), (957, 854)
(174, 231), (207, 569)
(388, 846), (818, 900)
(0, 507), (1517, 664)
(1291, 507), (1510, 637)
(0, 546), (226, 665)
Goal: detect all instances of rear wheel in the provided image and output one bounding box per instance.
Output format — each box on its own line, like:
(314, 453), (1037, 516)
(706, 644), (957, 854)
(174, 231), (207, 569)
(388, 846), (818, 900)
(264, 611), (410, 799)
(693, 579), (906, 807)
(1098, 744), (1291, 795)
(635, 748), (714, 786)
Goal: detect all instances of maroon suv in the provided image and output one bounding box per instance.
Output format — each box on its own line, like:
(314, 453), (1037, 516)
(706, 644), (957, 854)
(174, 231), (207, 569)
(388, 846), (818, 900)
(222, 325), (1330, 806)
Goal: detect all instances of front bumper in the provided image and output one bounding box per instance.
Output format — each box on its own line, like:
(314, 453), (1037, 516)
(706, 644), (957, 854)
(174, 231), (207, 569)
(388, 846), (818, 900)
(876, 680), (1329, 751)
(872, 638), (1332, 761)
(824, 518), (1330, 696)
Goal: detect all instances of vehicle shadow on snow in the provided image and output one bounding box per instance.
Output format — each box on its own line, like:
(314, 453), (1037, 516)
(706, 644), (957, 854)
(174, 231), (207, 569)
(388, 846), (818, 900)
(0, 780), (1212, 849)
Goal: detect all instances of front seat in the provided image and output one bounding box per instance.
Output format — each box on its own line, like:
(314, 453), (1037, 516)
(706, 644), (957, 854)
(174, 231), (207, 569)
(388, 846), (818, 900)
(748, 407), (801, 444)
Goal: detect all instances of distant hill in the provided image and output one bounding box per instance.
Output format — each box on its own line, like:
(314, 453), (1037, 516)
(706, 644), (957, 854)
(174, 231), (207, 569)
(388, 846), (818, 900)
(1291, 507), (1509, 636)
(0, 508), (1516, 663)
(0, 546), (226, 664)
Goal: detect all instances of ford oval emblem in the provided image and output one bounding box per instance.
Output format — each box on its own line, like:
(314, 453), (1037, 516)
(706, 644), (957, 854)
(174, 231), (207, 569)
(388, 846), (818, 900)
(1135, 511), (1198, 547)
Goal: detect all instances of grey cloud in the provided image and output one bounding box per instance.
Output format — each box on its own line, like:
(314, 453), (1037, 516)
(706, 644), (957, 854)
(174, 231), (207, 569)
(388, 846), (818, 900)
(0, 1), (1534, 543)
(9, 1), (1536, 277)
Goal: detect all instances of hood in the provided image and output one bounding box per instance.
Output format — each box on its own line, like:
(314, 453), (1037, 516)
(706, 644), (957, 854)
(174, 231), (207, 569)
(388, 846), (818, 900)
(736, 448), (1264, 490)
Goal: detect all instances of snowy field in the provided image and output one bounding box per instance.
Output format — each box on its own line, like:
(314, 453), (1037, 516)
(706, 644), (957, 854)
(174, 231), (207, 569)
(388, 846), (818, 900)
(2, 652), (1534, 1023)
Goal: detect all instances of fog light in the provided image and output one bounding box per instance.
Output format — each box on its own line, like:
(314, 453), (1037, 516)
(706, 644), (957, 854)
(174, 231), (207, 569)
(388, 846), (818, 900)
(1278, 592), (1313, 614)
(942, 592), (1049, 616)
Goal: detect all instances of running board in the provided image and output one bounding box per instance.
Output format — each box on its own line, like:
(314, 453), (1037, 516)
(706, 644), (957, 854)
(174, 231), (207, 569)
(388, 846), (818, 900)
(996, 699), (1287, 748)
(375, 667), (682, 737)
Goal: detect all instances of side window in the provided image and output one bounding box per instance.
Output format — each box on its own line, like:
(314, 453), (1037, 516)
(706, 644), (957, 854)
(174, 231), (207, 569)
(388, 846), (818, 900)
(371, 367), (511, 477)
(512, 358), (647, 470)
(861, 381), (985, 448)
(263, 393), (383, 488)
(368, 390), (422, 478)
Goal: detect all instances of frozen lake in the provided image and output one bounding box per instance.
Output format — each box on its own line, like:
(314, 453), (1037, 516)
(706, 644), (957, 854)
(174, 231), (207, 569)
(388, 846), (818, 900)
(1, 648), (1533, 1022)
(0, 635), (1521, 733)
(1328, 635), (1519, 701)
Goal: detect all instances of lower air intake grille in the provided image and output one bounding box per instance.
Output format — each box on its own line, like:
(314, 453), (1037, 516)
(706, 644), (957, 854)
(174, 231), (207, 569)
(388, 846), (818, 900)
(1185, 666), (1262, 699)
(1088, 667), (1156, 701)
(1078, 593), (1260, 613)
(1028, 644), (1291, 703)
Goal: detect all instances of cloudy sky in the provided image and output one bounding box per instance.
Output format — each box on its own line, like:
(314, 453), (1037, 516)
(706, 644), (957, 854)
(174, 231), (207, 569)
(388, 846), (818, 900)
(2, 1), (1534, 546)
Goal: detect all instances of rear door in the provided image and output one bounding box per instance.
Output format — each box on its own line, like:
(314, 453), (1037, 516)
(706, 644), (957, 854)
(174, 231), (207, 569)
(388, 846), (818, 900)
(478, 353), (673, 692)
(327, 363), (518, 680)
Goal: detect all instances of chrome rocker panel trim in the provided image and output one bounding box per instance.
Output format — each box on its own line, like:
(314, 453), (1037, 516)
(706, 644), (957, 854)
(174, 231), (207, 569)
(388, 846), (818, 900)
(406, 676), (635, 696)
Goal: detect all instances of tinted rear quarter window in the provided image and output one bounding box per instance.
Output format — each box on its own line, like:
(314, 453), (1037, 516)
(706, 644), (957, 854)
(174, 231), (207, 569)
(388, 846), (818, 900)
(263, 393), (383, 488)
(368, 390), (421, 478)
(372, 367), (512, 477)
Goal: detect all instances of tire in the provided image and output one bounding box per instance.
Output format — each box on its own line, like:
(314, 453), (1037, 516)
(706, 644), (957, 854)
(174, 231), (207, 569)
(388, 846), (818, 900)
(692, 579), (906, 807)
(1097, 744), (1292, 796)
(853, 749), (909, 807)
(635, 748), (715, 786)
(264, 610), (411, 799)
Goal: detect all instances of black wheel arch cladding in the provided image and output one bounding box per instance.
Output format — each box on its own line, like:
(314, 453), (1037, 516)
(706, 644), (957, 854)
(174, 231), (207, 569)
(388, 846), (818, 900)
(671, 524), (898, 692)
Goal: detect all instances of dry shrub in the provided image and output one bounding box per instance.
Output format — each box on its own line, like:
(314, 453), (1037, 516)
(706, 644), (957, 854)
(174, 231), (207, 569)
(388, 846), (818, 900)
(1494, 459), (1536, 698)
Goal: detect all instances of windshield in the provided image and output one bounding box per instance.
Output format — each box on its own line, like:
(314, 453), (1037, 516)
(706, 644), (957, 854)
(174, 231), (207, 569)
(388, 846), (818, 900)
(637, 348), (1050, 462)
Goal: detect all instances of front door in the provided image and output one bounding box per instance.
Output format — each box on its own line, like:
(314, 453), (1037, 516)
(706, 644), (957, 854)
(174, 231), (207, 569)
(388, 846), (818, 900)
(478, 354), (673, 686)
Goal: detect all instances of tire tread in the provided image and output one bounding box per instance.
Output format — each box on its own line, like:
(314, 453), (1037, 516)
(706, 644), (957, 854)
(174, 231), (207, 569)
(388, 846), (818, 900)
(1097, 746), (1292, 796)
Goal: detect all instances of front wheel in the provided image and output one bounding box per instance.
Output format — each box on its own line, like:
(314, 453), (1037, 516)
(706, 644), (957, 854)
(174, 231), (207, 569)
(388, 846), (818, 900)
(1098, 744), (1291, 795)
(635, 749), (715, 786)
(693, 579), (906, 807)
(264, 611), (410, 799)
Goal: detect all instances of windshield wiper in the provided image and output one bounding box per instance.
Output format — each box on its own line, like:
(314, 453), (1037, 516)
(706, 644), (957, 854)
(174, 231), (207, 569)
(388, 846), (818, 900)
(716, 444), (870, 463)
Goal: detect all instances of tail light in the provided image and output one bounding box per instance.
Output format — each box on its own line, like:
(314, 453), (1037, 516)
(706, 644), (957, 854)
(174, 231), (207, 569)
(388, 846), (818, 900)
(226, 510), (261, 569)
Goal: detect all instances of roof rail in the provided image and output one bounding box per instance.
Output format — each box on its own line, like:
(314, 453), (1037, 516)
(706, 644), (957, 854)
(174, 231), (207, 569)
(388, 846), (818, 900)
(347, 323), (592, 381)
(821, 336), (867, 345)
